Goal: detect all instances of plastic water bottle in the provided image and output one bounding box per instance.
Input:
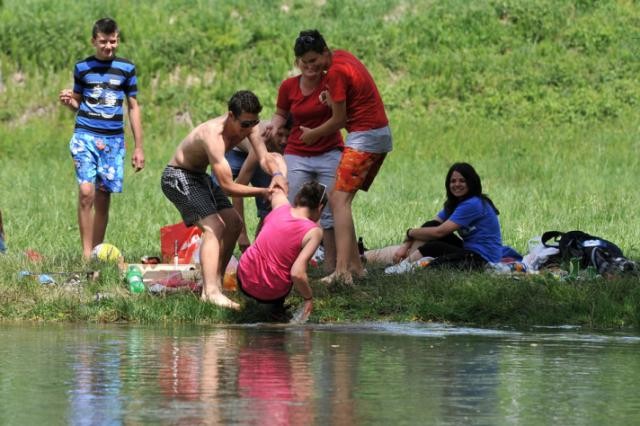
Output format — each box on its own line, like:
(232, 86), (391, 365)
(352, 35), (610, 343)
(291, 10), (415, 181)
(126, 265), (145, 294)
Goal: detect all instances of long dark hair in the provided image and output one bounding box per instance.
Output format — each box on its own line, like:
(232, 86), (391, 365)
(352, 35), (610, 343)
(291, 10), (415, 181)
(443, 162), (499, 216)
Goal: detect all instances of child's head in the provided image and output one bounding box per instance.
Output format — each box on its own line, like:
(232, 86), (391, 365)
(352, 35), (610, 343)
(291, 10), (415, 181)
(91, 18), (119, 60)
(293, 181), (328, 220)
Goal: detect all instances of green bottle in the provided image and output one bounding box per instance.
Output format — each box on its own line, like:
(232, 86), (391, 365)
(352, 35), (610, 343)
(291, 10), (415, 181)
(126, 265), (145, 294)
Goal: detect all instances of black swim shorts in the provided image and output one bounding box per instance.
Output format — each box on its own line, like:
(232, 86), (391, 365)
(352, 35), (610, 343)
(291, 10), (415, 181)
(161, 165), (232, 226)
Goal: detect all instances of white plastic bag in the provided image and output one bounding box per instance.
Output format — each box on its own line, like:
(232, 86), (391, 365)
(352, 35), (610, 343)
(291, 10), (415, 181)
(522, 236), (559, 272)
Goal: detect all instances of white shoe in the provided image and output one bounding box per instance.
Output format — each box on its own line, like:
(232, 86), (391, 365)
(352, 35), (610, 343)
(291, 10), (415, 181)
(384, 259), (416, 275)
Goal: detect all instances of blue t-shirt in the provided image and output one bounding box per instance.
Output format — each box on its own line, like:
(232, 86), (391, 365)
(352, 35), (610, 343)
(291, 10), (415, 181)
(73, 56), (138, 136)
(437, 196), (502, 263)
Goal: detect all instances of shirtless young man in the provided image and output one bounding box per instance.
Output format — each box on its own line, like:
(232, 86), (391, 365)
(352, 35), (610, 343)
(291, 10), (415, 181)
(161, 90), (287, 309)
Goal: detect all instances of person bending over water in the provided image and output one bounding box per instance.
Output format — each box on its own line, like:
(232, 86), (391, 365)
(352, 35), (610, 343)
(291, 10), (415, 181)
(238, 178), (326, 322)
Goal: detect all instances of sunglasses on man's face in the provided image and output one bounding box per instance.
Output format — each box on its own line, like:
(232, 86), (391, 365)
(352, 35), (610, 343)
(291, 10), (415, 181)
(239, 119), (260, 128)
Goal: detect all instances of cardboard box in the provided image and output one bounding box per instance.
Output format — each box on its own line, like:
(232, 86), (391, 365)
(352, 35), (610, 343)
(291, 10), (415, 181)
(125, 263), (201, 283)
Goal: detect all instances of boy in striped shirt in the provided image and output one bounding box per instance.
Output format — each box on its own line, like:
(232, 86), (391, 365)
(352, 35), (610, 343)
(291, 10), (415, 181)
(59, 17), (144, 259)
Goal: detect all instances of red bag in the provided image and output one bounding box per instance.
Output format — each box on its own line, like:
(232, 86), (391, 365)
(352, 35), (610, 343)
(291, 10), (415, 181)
(160, 222), (202, 264)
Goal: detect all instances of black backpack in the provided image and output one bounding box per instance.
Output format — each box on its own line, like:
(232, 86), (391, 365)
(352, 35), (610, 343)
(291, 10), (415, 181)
(541, 230), (635, 276)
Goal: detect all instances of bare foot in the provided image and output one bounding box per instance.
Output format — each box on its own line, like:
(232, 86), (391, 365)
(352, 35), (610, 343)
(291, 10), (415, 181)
(201, 293), (241, 310)
(350, 267), (368, 279)
(320, 271), (353, 285)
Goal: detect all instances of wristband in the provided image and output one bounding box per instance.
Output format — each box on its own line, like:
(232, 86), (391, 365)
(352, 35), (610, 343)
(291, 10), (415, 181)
(303, 296), (313, 301)
(273, 171), (283, 177)
(405, 228), (413, 241)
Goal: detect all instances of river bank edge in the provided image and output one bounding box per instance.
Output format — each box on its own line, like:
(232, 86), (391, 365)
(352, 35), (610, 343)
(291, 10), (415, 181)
(1, 260), (639, 330)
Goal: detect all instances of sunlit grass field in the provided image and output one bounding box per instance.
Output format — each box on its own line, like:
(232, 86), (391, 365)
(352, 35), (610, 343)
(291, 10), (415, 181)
(2, 104), (638, 260)
(0, 0), (638, 325)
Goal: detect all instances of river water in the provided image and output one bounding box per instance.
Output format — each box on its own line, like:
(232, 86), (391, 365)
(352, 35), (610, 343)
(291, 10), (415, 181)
(0, 322), (639, 425)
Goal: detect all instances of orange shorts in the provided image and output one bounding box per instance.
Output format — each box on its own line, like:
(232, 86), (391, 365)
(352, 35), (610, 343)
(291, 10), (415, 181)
(334, 147), (387, 193)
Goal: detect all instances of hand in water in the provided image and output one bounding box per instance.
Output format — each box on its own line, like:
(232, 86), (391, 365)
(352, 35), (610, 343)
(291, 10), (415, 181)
(290, 299), (313, 324)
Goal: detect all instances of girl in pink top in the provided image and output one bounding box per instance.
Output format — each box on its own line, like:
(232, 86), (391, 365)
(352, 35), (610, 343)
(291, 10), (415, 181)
(238, 181), (326, 322)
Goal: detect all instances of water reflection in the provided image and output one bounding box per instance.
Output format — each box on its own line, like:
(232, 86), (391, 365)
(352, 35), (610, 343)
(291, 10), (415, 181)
(1, 323), (640, 425)
(70, 336), (123, 426)
(237, 330), (315, 425)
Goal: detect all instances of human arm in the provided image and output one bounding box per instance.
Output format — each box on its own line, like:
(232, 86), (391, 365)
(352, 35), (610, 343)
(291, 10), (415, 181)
(211, 158), (269, 198)
(406, 219), (459, 241)
(58, 89), (81, 111)
(232, 150), (262, 251)
(247, 128), (288, 194)
(392, 217), (446, 263)
(290, 227), (323, 323)
(127, 96), (145, 171)
(263, 108), (288, 140)
(300, 97), (346, 145)
(127, 97), (144, 171)
(206, 132), (269, 198)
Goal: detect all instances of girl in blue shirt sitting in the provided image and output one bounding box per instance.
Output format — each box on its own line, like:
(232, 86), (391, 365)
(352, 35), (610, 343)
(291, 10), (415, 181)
(368, 162), (503, 271)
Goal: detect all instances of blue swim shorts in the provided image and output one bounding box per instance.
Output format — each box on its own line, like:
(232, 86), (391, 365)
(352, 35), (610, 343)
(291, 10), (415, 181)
(69, 132), (125, 193)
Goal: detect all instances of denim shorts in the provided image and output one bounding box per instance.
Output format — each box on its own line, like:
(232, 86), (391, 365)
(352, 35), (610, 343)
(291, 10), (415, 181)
(284, 149), (341, 229)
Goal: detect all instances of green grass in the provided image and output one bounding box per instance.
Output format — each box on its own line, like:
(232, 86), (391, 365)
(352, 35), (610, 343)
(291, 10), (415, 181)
(1, 0), (639, 327)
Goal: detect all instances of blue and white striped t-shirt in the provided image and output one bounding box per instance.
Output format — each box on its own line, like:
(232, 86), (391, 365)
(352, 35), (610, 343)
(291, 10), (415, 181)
(73, 55), (138, 136)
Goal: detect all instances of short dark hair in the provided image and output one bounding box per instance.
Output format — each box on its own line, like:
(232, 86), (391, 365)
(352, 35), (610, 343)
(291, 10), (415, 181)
(228, 90), (262, 117)
(92, 18), (119, 38)
(294, 29), (328, 57)
(293, 181), (327, 209)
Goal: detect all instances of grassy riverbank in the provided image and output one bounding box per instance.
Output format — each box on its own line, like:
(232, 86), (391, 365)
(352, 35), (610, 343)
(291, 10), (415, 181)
(1, 258), (639, 329)
(1, 0), (639, 328)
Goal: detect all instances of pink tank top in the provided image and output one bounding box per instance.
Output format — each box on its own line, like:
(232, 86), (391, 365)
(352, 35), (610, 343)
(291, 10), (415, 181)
(238, 205), (317, 301)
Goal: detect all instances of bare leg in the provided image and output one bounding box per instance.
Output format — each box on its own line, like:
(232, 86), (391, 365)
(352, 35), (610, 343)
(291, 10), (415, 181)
(364, 245), (402, 265)
(406, 249), (425, 262)
(217, 207), (243, 277)
(92, 189), (111, 248)
(365, 240), (426, 265)
(322, 228), (337, 274)
(198, 214), (240, 310)
(322, 190), (361, 284)
(77, 183), (96, 259)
